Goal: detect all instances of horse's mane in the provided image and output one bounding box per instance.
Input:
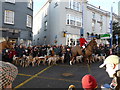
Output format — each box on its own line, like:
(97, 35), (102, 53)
(86, 39), (96, 48)
(86, 40), (93, 48)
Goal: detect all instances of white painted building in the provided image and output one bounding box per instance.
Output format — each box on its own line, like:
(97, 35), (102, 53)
(33, 0), (119, 46)
(118, 1), (120, 16)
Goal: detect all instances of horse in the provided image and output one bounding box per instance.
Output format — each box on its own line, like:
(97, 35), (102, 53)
(0, 40), (14, 53)
(70, 39), (97, 65)
(83, 39), (97, 64)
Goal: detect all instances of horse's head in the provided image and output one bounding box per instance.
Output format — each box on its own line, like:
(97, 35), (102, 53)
(89, 39), (97, 48)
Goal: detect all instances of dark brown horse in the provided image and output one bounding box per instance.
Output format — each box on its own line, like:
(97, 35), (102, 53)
(84, 39), (97, 64)
(70, 39), (97, 65)
(0, 40), (14, 53)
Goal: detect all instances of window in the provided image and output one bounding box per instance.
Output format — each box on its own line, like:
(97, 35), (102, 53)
(69, 0), (81, 11)
(66, 14), (82, 27)
(92, 20), (95, 31)
(77, 2), (81, 11)
(44, 10), (47, 17)
(28, 0), (33, 9)
(66, 14), (70, 25)
(26, 15), (32, 28)
(44, 21), (47, 31)
(5, 0), (15, 3)
(70, 16), (75, 26)
(100, 15), (103, 21)
(75, 17), (82, 27)
(4, 10), (14, 24)
(92, 12), (95, 19)
(100, 23), (102, 31)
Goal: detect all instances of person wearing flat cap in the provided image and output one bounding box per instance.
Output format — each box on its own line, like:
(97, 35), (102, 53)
(99, 55), (120, 90)
(0, 61), (18, 89)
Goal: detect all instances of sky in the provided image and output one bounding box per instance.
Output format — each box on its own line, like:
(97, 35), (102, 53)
(33, 0), (119, 16)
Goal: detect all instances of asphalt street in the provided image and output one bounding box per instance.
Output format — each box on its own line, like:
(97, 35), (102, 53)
(13, 62), (112, 89)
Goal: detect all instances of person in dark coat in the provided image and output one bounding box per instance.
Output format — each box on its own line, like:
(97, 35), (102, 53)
(17, 45), (25, 57)
(64, 47), (72, 63)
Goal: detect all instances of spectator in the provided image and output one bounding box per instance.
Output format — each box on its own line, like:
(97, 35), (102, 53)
(99, 55), (120, 89)
(68, 85), (76, 90)
(64, 47), (72, 64)
(0, 61), (18, 89)
(82, 74), (98, 90)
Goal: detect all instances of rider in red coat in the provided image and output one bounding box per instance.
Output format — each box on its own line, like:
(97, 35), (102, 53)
(79, 36), (87, 47)
(79, 36), (87, 54)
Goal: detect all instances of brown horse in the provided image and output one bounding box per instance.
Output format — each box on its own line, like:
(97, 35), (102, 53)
(70, 39), (97, 65)
(0, 40), (14, 53)
(84, 39), (97, 64)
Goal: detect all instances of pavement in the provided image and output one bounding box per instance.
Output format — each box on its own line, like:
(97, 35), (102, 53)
(13, 62), (112, 89)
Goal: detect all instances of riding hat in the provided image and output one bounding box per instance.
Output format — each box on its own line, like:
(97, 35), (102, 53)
(99, 55), (120, 68)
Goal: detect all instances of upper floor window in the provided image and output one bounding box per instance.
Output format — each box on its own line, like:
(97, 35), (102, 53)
(100, 23), (102, 31)
(26, 15), (32, 28)
(75, 17), (82, 27)
(100, 15), (103, 21)
(4, 10), (14, 24)
(92, 12), (95, 19)
(44, 21), (47, 31)
(66, 14), (82, 27)
(69, 0), (81, 11)
(5, 0), (15, 3)
(44, 9), (48, 17)
(66, 14), (70, 25)
(70, 16), (75, 26)
(28, 0), (33, 9)
(92, 20), (95, 31)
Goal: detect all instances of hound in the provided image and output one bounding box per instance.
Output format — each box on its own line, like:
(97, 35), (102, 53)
(76, 55), (83, 63)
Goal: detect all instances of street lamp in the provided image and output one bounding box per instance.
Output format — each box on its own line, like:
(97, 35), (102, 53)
(80, 0), (84, 37)
(110, 2), (115, 48)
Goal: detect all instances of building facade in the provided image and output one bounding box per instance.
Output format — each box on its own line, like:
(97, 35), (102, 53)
(33, 0), (119, 46)
(0, 0), (33, 46)
(118, 1), (120, 16)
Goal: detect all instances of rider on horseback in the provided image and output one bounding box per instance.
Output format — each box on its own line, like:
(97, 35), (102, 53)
(79, 36), (87, 55)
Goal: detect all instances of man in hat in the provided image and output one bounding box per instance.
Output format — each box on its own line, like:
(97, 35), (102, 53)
(99, 55), (120, 90)
(0, 61), (18, 89)
(79, 36), (87, 48)
(79, 36), (87, 54)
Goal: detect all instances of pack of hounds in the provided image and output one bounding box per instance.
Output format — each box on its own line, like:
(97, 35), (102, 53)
(13, 54), (105, 67)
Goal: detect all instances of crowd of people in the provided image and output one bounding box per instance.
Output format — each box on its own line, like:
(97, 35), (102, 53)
(2, 43), (120, 64)
(1, 42), (120, 89)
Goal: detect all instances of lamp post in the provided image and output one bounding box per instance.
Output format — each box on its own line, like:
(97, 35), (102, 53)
(80, 0), (84, 37)
(110, 2), (115, 48)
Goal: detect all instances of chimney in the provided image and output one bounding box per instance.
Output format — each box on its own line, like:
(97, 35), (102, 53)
(99, 6), (100, 9)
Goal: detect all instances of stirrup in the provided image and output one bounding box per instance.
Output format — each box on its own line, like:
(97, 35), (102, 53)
(70, 61), (72, 65)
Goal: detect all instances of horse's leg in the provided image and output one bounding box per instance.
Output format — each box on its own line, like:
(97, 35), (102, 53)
(90, 56), (93, 63)
(88, 56), (92, 65)
(83, 56), (87, 64)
